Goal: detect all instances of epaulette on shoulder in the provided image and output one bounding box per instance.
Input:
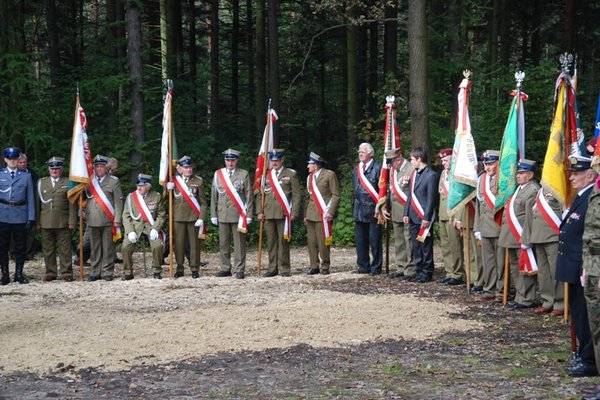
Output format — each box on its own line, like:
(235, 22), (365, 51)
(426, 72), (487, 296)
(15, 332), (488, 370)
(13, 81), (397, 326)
(110, 175), (118, 180)
(194, 175), (202, 181)
(288, 168), (296, 174)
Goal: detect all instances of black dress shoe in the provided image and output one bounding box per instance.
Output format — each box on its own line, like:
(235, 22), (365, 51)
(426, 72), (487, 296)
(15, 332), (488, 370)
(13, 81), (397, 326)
(153, 273), (162, 279)
(472, 285), (484, 293)
(508, 301), (534, 310)
(583, 392), (600, 400)
(263, 271), (278, 277)
(235, 272), (245, 279)
(280, 272), (291, 277)
(215, 270), (231, 277)
(320, 269), (330, 275)
(191, 271), (200, 279)
(445, 278), (463, 286)
(44, 276), (57, 282)
(103, 276), (114, 281)
(399, 275), (414, 281)
(63, 276), (74, 282)
(390, 272), (404, 278)
(1, 275), (9, 285)
(369, 271), (381, 276)
(174, 271), (184, 278)
(307, 268), (320, 275)
(87, 275), (101, 282)
(121, 275), (134, 281)
(352, 269), (369, 274)
(114, 258), (123, 264)
(14, 275), (29, 284)
(438, 276), (451, 284)
(415, 275), (432, 283)
(568, 362), (598, 377)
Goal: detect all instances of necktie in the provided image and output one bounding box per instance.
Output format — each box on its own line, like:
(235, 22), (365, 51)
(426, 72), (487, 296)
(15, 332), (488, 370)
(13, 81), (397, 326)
(52, 179), (56, 188)
(362, 164), (366, 173)
(229, 170), (233, 178)
(10, 171), (14, 180)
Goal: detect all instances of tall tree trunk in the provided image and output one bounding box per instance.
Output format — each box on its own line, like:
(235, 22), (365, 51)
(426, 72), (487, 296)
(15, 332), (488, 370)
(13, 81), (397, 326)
(166, 0), (180, 79)
(159, 0), (168, 81)
(231, 0), (239, 115)
(188, 0), (197, 123)
(368, 20), (378, 118)
(562, 0), (575, 52)
(255, 0), (266, 136)
(498, 0), (510, 67)
(407, 0), (430, 152)
(45, 0), (60, 86)
(384, 2), (398, 79)
(208, 0), (220, 135)
(126, 2), (144, 181)
(529, 0), (541, 65)
(346, 4), (360, 153)
(246, 0), (256, 132)
(268, 0), (280, 143)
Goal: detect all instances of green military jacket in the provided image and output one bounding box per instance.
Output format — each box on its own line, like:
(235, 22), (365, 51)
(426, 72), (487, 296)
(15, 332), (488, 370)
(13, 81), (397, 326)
(498, 180), (540, 249)
(303, 168), (340, 222)
(123, 190), (166, 236)
(583, 185), (600, 276)
(390, 159), (413, 223)
(85, 174), (124, 227)
(172, 175), (207, 222)
(36, 176), (77, 229)
(255, 167), (301, 220)
(521, 187), (562, 246)
(211, 168), (253, 223)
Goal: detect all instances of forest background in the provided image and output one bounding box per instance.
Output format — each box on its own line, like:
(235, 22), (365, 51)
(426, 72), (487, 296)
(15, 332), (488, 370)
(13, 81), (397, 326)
(1, 0), (599, 248)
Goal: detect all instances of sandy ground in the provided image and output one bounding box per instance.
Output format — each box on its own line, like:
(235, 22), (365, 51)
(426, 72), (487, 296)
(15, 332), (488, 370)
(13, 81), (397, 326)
(0, 247), (483, 376)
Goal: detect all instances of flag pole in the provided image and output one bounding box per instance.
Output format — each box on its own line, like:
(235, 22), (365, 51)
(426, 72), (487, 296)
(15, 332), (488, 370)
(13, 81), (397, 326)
(464, 207), (471, 294)
(167, 79), (174, 279)
(78, 193), (84, 280)
(257, 99), (272, 276)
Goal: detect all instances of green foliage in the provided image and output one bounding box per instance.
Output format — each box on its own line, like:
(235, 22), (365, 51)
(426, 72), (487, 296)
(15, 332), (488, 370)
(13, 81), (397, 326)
(332, 163), (355, 246)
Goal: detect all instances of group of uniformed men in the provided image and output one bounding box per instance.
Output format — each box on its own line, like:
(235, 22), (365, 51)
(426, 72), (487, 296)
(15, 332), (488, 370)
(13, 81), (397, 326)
(0, 146), (343, 284)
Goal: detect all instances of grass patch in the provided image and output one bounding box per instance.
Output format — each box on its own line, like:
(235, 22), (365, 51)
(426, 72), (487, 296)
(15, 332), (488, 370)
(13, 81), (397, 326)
(381, 364), (407, 376)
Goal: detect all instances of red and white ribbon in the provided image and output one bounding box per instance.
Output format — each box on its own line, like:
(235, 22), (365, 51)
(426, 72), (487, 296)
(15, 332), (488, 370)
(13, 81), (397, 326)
(535, 188), (561, 234)
(506, 188), (538, 274)
(268, 169), (292, 241)
(391, 166), (407, 206)
(356, 163), (379, 204)
(309, 173), (332, 246)
(89, 176), (120, 241)
(132, 191), (155, 226)
(409, 170), (434, 241)
(217, 169), (248, 233)
(481, 173), (496, 211)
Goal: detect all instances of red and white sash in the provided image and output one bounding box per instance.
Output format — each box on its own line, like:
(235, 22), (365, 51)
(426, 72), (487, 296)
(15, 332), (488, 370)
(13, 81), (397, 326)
(535, 188), (561, 234)
(481, 173), (496, 211)
(506, 188), (538, 274)
(268, 169), (292, 241)
(409, 170), (434, 242)
(174, 176), (206, 238)
(217, 168), (248, 233)
(309, 172), (333, 246)
(89, 176), (121, 241)
(132, 191), (155, 226)
(391, 167), (407, 205)
(356, 163), (379, 204)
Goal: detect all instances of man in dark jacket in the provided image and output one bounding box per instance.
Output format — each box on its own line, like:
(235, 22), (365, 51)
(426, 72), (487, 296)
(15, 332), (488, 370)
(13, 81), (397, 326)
(403, 147), (440, 283)
(352, 143), (382, 275)
(556, 155), (598, 377)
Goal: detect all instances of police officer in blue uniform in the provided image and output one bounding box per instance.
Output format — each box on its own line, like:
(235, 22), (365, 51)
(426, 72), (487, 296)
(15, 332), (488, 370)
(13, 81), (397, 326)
(0, 147), (35, 285)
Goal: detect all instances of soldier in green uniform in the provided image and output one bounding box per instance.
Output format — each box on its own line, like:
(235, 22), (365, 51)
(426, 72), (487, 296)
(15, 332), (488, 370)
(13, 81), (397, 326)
(497, 159), (539, 309)
(453, 199), (484, 292)
(376, 148), (415, 279)
(168, 156), (207, 278)
(256, 149), (301, 277)
(85, 155), (124, 281)
(474, 150), (503, 300)
(437, 148), (464, 285)
(211, 149), (253, 279)
(303, 152), (340, 275)
(121, 173), (167, 280)
(521, 186), (564, 315)
(36, 157), (77, 282)
(582, 163), (600, 399)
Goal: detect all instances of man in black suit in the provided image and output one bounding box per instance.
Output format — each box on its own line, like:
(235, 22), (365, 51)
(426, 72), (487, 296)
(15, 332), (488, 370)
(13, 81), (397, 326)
(403, 147), (440, 283)
(556, 155), (598, 377)
(352, 143), (382, 275)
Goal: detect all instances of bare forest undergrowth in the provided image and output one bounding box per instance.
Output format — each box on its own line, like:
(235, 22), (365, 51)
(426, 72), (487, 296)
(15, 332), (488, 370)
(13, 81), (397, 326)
(0, 246), (594, 399)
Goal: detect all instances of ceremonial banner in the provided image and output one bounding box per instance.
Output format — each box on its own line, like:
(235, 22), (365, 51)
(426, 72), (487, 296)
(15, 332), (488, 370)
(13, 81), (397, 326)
(253, 107), (278, 194)
(159, 84), (178, 187)
(68, 97), (93, 203)
(448, 73), (478, 216)
(376, 96), (401, 213)
(592, 92), (600, 168)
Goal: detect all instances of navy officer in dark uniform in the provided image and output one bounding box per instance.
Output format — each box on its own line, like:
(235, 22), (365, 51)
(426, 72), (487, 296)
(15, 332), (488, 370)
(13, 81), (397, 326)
(0, 147), (35, 285)
(556, 155), (599, 377)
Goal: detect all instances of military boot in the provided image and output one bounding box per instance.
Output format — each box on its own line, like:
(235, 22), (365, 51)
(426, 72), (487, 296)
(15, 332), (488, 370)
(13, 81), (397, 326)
(14, 265), (29, 284)
(1, 265), (9, 285)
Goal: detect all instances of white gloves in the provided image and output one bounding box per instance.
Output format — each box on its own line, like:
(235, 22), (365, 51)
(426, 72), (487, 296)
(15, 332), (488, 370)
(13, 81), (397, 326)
(149, 229), (159, 241)
(166, 182), (175, 190)
(474, 231), (481, 241)
(246, 217), (252, 225)
(195, 219), (203, 227)
(128, 232), (138, 244)
(211, 217), (218, 226)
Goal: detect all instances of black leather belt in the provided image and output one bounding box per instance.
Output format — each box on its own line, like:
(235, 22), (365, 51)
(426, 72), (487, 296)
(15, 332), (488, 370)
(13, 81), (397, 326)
(0, 199), (26, 206)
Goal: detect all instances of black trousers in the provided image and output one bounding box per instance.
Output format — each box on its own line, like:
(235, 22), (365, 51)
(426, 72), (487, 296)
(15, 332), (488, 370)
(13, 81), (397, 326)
(0, 222), (27, 270)
(354, 221), (382, 273)
(409, 222), (434, 277)
(570, 282), (596, 369)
